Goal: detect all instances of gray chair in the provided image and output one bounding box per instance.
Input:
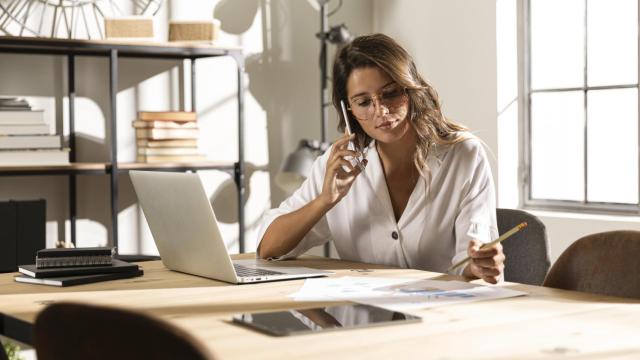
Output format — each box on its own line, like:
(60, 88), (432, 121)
(34, 302), (215, 360)
(543, 231), (640, 299)
(497, 208), (551, 285)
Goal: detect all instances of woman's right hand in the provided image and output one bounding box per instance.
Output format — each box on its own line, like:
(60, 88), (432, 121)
(319, 133), (367, 207)
(259, 133), (365, 259)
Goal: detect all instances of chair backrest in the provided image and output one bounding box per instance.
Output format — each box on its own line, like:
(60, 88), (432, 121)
(34, 302), (214, 360)
(497, 208), (551, 285)
(543, 230), (640, 299)
(0, 343), (8, 360)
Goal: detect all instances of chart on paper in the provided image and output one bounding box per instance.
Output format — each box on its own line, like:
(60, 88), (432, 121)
(289, 277), (527, 312)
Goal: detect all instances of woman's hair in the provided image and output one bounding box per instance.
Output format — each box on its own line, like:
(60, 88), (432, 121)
(332, 33), (468, 179)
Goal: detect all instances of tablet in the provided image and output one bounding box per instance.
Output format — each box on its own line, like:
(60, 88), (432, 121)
(232, 303), (421, 336)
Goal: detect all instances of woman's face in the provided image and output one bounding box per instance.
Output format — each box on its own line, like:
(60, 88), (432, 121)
(345, 66), (411, 145)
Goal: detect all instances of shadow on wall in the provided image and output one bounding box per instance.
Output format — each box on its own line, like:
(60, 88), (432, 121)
(214, 0), (321, 207)
(209, 162), (266, 226)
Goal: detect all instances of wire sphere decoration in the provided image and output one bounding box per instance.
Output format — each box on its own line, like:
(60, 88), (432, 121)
(0, 0), (163, 39)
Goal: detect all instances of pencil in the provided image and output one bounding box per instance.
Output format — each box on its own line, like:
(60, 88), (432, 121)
(447, 221), (528, 273)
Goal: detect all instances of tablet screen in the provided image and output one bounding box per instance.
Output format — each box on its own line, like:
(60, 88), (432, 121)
(232, 304), (421, 336)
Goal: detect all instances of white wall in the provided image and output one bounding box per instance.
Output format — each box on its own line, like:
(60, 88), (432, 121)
(372, 0), (498, 182)
(533, 211), (640, 261)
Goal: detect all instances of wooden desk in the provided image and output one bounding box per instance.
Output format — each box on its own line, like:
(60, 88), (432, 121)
(1, 254), (639, 359)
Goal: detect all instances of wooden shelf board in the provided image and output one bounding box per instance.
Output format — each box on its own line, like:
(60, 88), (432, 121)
(0, 36), (242, 59)
(115, 161), (236, 172)
(0, 162), (108, 175)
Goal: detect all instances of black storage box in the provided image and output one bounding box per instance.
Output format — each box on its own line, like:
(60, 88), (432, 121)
(0, 199), (46, 272)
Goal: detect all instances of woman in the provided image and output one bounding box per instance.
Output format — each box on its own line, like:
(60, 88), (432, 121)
(257, 34), (504, 283)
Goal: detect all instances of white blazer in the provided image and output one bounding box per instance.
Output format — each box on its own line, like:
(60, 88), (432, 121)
(257, 136), (498, 275)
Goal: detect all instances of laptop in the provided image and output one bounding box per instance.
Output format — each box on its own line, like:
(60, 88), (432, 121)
(129, 170), (332, 284)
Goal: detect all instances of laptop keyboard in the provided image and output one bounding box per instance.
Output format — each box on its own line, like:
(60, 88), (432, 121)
(233, 263), (285, 277)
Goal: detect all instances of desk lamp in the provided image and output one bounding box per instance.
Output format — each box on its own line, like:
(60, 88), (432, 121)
(276, 0), (352, 194)
(275, 0), (352, 257)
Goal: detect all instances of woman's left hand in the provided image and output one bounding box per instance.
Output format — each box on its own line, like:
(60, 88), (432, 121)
(462, 239), (505, 284)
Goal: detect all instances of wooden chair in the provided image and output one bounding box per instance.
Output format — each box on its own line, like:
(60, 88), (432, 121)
(34, 302), (214, 360)
(497, 208), (551, 285)
(543, 230), (640, 299)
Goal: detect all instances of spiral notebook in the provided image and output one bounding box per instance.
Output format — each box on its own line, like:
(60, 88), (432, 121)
(19, 259), (138, 278)
(35, 247), (115, 268)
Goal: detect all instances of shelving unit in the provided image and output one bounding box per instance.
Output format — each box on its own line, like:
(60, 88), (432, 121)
(0, 36), (246, 253)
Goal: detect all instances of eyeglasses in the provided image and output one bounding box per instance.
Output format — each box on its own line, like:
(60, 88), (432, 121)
(347, 85), (408, 121)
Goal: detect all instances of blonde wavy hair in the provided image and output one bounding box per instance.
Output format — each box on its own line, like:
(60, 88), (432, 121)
(332, 33), (468, 179)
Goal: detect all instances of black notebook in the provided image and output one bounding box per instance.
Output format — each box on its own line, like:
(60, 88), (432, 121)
(36, 247), (115, 268)
(19, 259), (138, 278)
(14, 269), (144, 287)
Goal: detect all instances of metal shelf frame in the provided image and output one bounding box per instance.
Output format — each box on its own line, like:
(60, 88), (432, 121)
(0, 36), (246, 253)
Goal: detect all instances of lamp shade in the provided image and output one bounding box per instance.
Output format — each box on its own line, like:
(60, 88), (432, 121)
(327, 24), (352, 45)
(275, 140), (328, 194)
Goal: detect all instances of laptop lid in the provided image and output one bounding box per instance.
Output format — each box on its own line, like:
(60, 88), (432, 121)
(129, 170), (238, 283)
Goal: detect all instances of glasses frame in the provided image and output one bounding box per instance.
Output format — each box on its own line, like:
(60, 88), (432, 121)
(346, 85), (409, 121)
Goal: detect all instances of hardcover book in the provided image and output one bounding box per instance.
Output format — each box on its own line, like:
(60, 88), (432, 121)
(0, 97), (31, 109)
(137, 111), (197, 122)
(135, 128), (199, 140)
(136, 154), (207, 163)
(0, 135), (61, 149)
(0, 148), (69, 166)
(136, 139), (198, 148)
(132, 120), (198, 129)
(137, 147), (201, 156)
(14, 269), (144, 287)
(0, 123), (50, 135)
(0, 110), (44, 125)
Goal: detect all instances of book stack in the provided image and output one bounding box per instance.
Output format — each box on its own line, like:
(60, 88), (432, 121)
(134, 111), (206, 163)
(14, 247), (143, 287)
(0, 97), (69, 166)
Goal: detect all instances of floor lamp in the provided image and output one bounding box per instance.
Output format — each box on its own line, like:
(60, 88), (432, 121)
(275, 0), (352, 257)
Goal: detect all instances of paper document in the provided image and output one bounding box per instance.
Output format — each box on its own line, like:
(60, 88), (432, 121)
(289, 276), (415, 301)
(289, 277), (527, 312)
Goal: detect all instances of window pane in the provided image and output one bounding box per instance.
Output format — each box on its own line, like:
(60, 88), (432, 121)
(530, 0), (585, 89)
(498, 102), (519, 208)
(531, 92), (585, 201)
(587, 0), (638, 86)
(587, 89), (639, 204)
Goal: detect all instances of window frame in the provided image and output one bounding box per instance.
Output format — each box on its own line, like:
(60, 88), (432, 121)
(521, 0), (640, 215)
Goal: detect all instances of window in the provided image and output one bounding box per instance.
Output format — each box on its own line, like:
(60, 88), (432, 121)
(523, 0), (640, 213)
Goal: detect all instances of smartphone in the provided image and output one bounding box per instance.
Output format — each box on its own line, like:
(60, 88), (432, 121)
(340, 100), (366, 172)
(232, 303), (421, 336)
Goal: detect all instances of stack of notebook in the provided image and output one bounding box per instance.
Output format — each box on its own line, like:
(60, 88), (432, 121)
(14, 247), (143, 287)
